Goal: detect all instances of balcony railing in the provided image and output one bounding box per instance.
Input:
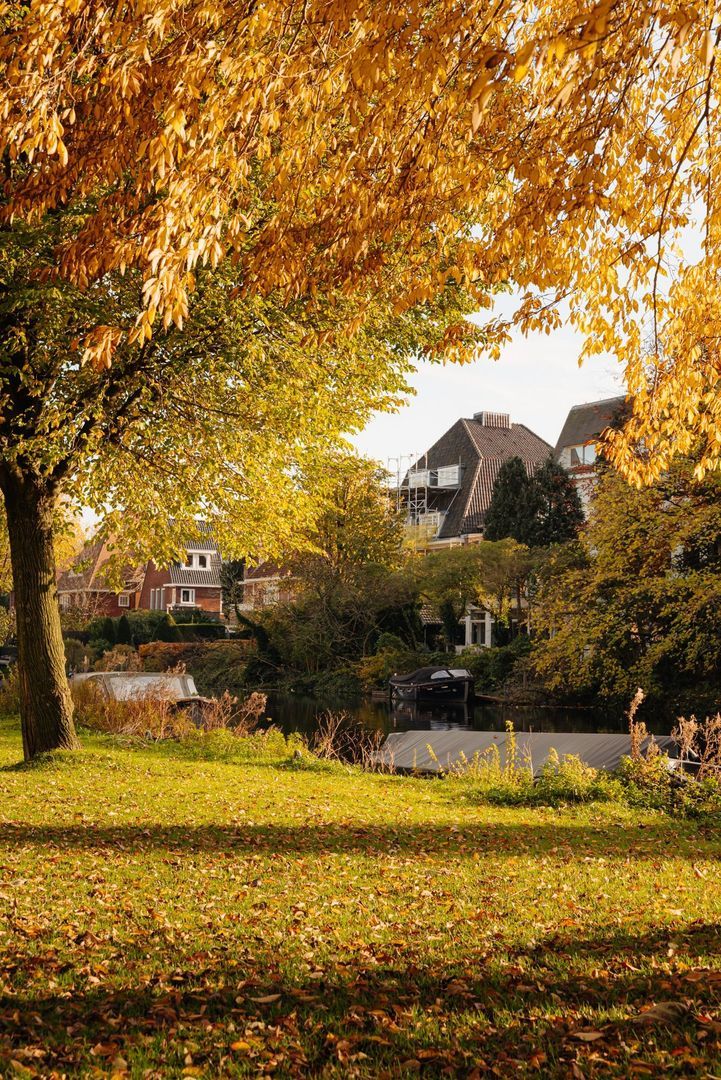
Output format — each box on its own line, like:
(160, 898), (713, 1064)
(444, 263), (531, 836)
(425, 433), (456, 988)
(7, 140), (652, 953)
(407, 465), (461, 489)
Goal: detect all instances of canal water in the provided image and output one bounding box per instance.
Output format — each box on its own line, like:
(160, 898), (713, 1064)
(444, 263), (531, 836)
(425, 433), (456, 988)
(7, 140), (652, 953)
(261, 695), (669, 740)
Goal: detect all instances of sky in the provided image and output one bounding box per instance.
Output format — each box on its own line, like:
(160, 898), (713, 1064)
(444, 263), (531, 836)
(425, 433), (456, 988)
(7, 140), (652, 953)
(352, 296), (625, 467)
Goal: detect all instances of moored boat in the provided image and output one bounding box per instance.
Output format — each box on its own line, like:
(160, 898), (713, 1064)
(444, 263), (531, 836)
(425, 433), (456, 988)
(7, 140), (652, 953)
(389, 666), (474, 703)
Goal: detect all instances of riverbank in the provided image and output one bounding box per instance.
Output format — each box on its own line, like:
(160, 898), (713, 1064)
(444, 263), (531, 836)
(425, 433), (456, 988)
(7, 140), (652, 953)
(2, 717), (721, 1077)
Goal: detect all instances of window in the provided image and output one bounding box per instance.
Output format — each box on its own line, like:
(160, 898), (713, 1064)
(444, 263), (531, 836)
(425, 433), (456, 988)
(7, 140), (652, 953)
(184, 550), (212, 569)
(118, 594), (130, 608)
(180, 588), (195, 605)
(569, 443), (597, 467)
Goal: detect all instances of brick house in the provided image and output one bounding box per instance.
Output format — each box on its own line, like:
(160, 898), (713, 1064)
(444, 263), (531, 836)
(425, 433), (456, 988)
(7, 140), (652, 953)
(56, 538), (144, 617)
(57, 523), (224, 619)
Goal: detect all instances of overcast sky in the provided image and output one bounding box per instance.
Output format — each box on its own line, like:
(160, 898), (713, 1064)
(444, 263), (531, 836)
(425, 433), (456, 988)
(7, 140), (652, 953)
(351, 296), (625, 466)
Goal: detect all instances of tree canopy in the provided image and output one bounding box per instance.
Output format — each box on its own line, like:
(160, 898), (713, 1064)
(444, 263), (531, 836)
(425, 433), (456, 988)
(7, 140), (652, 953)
(3, 1), (721, 476)
(483, 458), (541, 546)
(534, 458), (721, 711)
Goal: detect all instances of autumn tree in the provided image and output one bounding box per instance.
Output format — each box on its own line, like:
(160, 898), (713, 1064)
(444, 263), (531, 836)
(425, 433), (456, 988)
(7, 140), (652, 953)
(4, 1), (721, 755)
(414, 546), (485, 650)
(534, 459), (721, 711)
(256, 455), (416, 677)
(0, 219), (478, 759)
(414, 538), (533, 646)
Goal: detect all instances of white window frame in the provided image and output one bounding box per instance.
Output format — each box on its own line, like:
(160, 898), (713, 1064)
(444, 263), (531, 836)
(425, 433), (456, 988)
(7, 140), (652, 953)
(184, 550), (213, 570)
(118, 594), (130, 608)
(179, 588), (195, 606)
(569, 443), (597, 467)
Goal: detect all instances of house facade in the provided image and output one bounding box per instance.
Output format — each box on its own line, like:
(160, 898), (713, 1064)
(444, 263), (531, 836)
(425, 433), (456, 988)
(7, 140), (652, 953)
(56, 538), (144, 618)
(554, 395), (626, 512)
(396, 410), (552, 545)
(396, 410), (552, 650)
(57, 524), (224, 619)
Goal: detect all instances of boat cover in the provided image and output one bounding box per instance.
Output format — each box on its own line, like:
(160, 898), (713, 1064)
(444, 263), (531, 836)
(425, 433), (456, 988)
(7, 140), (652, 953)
(375, 729), (676, 775)
(390, 667), (471, 685)
(72, 672), (201, 702)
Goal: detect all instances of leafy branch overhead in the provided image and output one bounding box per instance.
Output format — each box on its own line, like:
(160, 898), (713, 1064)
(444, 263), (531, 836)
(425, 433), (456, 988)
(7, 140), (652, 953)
(2, 2), (721, 475)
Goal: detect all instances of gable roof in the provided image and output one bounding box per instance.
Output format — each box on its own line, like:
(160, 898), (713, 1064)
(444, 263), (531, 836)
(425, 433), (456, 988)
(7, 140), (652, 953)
(407, 415), (551, 540)
(554, 396), (627, 457)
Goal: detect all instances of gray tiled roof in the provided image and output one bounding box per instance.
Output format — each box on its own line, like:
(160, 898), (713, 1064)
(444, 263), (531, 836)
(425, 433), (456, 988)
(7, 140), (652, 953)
(406, 417), (551, 541)
(462, 418), (551, 460)
(554, 396), (627, 458)
(168, 553), (222, 587)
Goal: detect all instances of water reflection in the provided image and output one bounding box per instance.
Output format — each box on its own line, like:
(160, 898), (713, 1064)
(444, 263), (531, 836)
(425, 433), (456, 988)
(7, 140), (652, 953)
(262, 695), (670, 739)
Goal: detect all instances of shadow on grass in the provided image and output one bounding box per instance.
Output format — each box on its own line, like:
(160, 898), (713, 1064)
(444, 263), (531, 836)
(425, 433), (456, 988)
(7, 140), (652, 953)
(0, 820), (719, 859)
(1, 924), (721, 1076)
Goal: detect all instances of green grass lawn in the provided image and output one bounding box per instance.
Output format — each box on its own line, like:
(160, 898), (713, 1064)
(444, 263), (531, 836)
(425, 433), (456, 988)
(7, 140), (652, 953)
(1, 718), (721, 1078)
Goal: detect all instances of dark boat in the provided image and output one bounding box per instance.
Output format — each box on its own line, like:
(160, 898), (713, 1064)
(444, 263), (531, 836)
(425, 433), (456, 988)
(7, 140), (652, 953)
(389, 666), (474, 703)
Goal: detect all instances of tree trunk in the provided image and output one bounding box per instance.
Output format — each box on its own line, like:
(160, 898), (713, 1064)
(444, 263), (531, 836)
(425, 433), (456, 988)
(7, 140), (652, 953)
(2, 469), (78, 759)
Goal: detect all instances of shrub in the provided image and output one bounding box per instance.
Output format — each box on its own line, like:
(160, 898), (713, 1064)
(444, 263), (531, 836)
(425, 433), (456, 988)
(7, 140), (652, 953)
(64, 637), (92, 672)
(155, 613), (182, 643)
(174, 622), (226, 642)
(138, 640), (250, 695)
(172, 726), (294, 764)
(446, 739), (535, 805)
(534, 751), (623, 805)
(116, 614), (132, 645)
(167, 606), (219, 624)
(313, 667), (363, 701)
(456, 636), (532, 691)
(87, 637), (113, 659)
(99, 616), (116, 646)
(672, 773), (721, 817)
(125, 611), (167, 645)
(94, 644), (141, 672)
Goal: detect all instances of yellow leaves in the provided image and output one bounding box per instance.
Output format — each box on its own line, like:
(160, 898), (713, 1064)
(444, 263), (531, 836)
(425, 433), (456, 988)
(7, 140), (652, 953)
(701, 29), (715, 69)
(81, 327), (124, 371)
(547, 36), (567, 63)
(513, 42), (535, 83)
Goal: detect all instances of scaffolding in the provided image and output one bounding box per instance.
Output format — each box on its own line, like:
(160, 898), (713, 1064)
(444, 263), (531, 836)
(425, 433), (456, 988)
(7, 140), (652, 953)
(387, 452), (463, 543)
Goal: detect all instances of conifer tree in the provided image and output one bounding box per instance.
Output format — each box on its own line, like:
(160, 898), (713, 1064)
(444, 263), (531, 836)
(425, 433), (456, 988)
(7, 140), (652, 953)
(530, 458), (584, 547)
(483, 458), (541, 545)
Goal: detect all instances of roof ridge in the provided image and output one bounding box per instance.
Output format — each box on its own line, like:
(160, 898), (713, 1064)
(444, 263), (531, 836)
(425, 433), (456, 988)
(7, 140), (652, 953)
(566, 394), (626, 410)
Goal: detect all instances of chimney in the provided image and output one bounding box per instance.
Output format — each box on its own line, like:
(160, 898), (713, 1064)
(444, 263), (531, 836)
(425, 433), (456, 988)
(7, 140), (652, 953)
(473, 411), (511, 428)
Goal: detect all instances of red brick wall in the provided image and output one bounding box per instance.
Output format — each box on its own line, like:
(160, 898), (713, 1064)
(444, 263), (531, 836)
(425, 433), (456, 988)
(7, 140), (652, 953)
(57, 590), (133, 617)
(138, 562), (171, 609)
(190, 588), (223, 615)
